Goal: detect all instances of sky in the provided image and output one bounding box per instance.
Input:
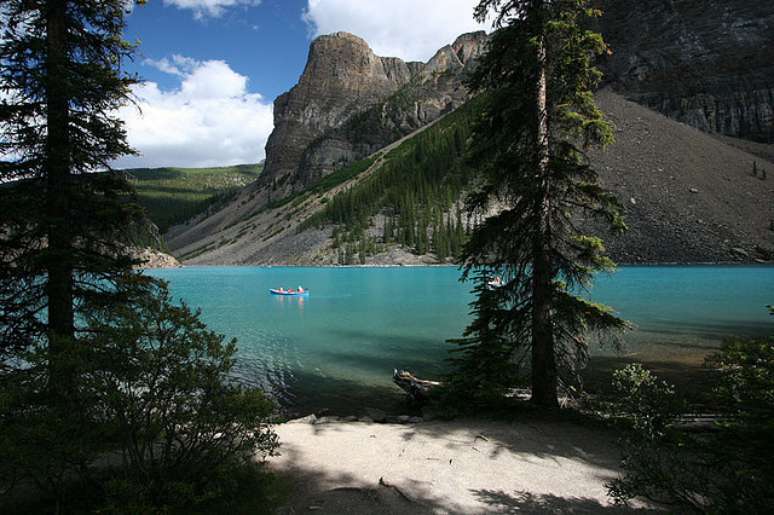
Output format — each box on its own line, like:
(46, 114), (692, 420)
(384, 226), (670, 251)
(115, 0), (488, 169)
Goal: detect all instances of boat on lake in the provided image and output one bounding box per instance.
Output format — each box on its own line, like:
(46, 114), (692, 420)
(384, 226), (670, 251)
(270, 288), (309, 296)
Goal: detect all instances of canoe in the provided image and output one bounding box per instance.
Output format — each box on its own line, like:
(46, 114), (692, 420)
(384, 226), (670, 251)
(269, 289), (309, 296)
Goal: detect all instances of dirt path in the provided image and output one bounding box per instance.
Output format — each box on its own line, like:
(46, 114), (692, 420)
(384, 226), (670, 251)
(269, 418), (660, 514)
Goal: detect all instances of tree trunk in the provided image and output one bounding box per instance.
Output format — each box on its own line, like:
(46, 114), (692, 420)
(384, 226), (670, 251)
(45, 0), (75, 387)
(530, 31), (559, 408)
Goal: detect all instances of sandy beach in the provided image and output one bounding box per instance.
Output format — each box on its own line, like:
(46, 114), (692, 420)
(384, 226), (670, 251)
(269, 417), (660, 514)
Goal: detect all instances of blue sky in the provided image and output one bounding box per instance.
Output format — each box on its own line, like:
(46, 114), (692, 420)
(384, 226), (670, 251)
(125, 0), (311, 102)
(116, 0), (487, 169)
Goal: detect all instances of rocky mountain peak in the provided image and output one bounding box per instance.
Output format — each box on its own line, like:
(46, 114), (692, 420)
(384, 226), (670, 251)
(300, 31), (414, 96)
(451, 31), (488, 65)
(261, 31), (489, 194)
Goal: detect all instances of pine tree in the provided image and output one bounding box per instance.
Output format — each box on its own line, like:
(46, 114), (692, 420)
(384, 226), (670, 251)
(0, 0), (145, 385)
(452, 0), (628, 407)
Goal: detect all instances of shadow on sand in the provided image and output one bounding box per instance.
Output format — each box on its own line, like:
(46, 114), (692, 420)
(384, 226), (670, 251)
(270, 415), (664, 514)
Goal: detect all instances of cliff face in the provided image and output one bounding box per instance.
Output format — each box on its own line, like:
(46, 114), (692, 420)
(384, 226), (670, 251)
(600, 0), (774, 142)
(264, 1), (774, 199)
(262, 31), (488, 191)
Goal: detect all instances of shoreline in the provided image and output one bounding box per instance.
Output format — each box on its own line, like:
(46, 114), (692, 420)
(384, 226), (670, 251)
(150, 260), (774, 270)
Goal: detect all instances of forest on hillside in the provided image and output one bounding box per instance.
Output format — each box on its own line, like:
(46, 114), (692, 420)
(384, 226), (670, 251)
(301, 99), (485, 264)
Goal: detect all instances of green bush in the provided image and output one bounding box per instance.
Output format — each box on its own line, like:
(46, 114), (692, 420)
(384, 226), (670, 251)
(610, 363), (681, 438)
(608, 337), (774, 512)
(0, 278), (279, 512)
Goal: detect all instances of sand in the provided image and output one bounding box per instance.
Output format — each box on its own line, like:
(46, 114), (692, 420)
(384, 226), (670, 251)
(269, 418), (660, 514)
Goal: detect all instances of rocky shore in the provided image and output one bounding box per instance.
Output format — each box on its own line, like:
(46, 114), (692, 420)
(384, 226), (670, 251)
(132, 247), (182, 269)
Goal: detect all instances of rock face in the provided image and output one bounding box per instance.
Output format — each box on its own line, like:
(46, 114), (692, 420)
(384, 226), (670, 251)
(599, 0), (774, 142)
(132, 248), (181, 269)
(262, 31), (488, 193)
(262, 2), (774, 201)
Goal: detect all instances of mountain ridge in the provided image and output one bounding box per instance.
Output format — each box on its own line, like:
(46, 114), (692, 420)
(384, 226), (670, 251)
(598, 0), (774, 142)
(170, 90), (774, 266)
(166, 5), (774, 265)
(262, 30), (487, 196)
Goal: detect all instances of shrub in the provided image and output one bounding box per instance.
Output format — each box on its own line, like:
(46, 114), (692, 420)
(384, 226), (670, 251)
(82, 279), (279, 510)
(610, 363), (681, 438)
(608, 337), (774, 512)
(0, 278), (279, 512)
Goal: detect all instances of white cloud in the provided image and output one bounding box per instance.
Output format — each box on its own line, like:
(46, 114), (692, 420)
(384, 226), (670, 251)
(143, 54), (199, 77)
(115, 57), (274, 169)
(302, 0), (489, 62)
(163, 0), (261, 20)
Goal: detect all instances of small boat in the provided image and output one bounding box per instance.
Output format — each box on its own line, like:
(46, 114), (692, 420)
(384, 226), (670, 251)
(269, 288), (309, 296)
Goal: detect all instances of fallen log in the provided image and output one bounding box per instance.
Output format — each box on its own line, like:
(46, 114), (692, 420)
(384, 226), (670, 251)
(393, 369), (442, 402)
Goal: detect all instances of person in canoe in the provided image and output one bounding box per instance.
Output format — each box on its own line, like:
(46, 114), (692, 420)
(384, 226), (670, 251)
(269, 286), (309, 295)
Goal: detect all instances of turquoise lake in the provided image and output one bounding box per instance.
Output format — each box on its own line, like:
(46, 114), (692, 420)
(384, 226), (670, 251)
(148, 266), (774, 413)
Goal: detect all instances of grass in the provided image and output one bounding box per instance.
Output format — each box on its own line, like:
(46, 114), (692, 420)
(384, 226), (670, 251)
(123, 164), (262, 232)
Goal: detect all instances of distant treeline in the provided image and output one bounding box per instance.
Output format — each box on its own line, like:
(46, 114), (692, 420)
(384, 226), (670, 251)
(125, 164), (262, 232)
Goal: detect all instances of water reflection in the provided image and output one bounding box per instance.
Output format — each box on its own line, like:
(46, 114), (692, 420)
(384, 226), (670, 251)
(273, 294), (306, 313)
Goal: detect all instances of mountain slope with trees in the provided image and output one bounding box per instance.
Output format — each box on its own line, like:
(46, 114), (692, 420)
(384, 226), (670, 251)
(168, 0), (774, 264)
(170, 90), (774, 266)
(124, 163), (262, 233)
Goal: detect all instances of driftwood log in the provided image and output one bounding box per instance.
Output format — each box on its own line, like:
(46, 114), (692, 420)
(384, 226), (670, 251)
(393, 369), (442, 402)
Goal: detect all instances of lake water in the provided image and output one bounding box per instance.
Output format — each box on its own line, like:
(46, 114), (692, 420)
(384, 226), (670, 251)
(148, 266), (774, 414)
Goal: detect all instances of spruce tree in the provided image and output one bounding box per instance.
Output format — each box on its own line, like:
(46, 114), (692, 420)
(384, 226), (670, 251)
(453, 0), (628, 407)
(0, 1), (144, 384)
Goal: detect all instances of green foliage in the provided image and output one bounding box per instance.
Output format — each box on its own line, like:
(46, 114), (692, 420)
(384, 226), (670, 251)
(446, 284), (525, 405)
(267, 157), (375, 213)
(608, 335), (774, 512)
(0, 2), (279, 511)
(126, 164), (262, 232)
(448, 0), (627, 407)
(0, 278), (279, 512)
(609, 364), (681, 439)
(706, 337), (774, 428)
(303, 100), (479, 260)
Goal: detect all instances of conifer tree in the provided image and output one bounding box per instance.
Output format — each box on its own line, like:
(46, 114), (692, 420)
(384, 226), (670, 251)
(0, 1), (144, 383)
(453, 0), (628, 407)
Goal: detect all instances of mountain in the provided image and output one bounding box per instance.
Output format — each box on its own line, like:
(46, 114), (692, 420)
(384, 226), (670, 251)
(262, 31), (487, 196)
(165, 31), (488, 253)
(170, 89), (774, 265)
(166, 3), (774, 265)
(598, 0), (774, 142)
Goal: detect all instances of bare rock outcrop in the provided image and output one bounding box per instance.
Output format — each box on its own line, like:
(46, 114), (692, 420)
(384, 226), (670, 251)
(132, 247), (181, 269)
(262, 31), (488, 194)
(599, 0), (774, 142)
